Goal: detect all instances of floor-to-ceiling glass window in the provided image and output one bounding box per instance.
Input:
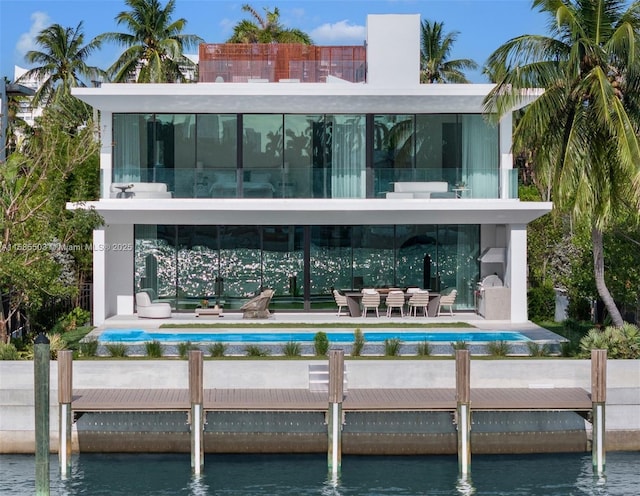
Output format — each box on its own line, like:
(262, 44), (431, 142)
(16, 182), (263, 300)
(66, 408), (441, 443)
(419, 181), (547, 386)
(134, 225), (177, 304)
(326, 114), (366, 198)
(198, 114), (238, 197)
(283, 115), (322, 198)
(242, 115), (282, 198)
(113, 113), (152, 184)
(134, 223), (479, 311)
(219, 226), (262, 304)
(373, 114), (415, 196)
(262, 226), (305, 307)
(352, 225), (396, 288)
(310, 226), (353, 305)
(395, 225), (440, 290)
(176, 226), (219, 302)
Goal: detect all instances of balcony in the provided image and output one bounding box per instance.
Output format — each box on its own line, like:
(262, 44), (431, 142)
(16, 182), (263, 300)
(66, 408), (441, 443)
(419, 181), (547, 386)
(109, 167), (518, 200)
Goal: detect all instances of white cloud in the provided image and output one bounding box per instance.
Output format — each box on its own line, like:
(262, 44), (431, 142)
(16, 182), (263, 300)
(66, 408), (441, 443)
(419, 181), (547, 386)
(16, 12), (50, 58)
(310, 20), (366, 44)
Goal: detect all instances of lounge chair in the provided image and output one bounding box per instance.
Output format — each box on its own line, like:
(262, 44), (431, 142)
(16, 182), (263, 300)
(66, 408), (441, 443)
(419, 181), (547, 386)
(240, 289), (274, 319)
(135, 291), (172, 319)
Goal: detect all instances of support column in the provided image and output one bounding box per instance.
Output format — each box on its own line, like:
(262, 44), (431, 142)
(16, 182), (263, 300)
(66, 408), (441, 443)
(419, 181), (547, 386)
(189, 350), (204, 475)
(58, 350), (73, 479)
(327, 350), (344, 479)
(591, 349), (607, 475)
(34, 333), (50, 496)
(456, 349), (471, 477)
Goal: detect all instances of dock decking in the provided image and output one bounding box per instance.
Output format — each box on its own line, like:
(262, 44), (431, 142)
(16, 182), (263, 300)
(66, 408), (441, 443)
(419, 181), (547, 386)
(71, 387), (593, 413)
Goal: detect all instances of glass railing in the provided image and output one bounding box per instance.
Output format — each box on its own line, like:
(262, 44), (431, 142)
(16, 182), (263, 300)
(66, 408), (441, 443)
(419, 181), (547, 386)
(110, 167), (518, 200)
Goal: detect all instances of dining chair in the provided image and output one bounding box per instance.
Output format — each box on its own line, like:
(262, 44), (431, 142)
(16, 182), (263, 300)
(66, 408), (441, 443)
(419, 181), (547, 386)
(361, 289), (381, 317)
(407, 290), (430, 317)
(333, 289), (348, 317)
(385, 290), (405, 317)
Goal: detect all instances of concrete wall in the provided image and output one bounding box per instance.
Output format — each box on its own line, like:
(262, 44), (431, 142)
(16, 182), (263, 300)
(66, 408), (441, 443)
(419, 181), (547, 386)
(2, 359), (638, 453)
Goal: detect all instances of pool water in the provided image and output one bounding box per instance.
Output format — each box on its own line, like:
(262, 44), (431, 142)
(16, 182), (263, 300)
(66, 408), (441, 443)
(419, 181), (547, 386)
(98, 329), (530, 344)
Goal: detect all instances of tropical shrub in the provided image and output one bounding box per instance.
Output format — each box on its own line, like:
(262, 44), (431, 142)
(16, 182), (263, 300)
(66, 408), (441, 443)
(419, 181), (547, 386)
(244, 344), (270, 357)
(177, 341), (199, 359)
(416, 340), (432, 357)
(208, 342), (227, 357)
(53, 307), (91, 334)
(145, 340), (164, 358)
(451, 341), (469, 352)
(526, 341), (552, 357)
(282, 341), (301, 357)
(79, 337), (99, 357)
(351, 328), (365, 357)
(579, 324), (640, 359)
(105, 343), (127, 357)
(313, 331), (329, 356)
(486, 340), (511, 357)
(0, 342), (20, 360)
(384, 338), (402, 356)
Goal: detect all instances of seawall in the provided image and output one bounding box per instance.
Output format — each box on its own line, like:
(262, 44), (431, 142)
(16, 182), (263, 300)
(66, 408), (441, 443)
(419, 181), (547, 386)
(1, 359), (639, 454)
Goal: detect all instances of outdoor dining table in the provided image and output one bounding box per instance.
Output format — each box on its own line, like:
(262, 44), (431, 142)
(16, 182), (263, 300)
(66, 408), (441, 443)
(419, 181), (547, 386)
(343, 291), (441, 317)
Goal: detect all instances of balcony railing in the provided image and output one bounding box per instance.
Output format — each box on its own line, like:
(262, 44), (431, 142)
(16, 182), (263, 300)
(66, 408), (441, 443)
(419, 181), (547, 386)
(109, 167), (518, 200)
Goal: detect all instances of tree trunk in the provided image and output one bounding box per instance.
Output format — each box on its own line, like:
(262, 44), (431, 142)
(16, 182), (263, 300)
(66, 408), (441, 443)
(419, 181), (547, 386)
(592, 226), (624, 327)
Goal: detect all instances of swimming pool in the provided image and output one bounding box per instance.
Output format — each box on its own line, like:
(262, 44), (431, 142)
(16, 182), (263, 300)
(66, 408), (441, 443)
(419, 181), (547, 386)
(98, 329), (530, 344)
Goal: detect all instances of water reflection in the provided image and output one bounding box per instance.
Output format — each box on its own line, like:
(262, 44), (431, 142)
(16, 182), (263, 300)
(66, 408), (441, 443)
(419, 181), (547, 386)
(322, 474), (342, 496)
(188, 474), (209, 496)
(456, 475), (476, 495)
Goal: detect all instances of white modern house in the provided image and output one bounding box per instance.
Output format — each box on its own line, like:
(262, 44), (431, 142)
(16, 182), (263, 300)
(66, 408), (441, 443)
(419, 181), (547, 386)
(70, 14), (551, 325)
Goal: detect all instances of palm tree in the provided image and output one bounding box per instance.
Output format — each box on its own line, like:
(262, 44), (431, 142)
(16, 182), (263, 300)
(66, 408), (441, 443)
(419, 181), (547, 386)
(420, 20), (477, 83)
(19, 22), (104, 107)
(227, 4), (312, 44)
(98, 0), (203, 83)
(484, 0), (640, 327)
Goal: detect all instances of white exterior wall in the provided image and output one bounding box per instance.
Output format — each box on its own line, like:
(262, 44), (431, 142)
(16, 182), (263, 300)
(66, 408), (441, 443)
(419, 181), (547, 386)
(100, 111), (113, 199)
(499, 114), (513, 199)
(366, 14), (420, 87)
(93, 225), (134, 325)
(507, 223), (528, 322)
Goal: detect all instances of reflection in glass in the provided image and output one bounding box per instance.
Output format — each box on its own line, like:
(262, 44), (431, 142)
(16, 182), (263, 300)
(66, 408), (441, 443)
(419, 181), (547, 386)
(176, 226), (219, 300)
(134, 225), (177, 303)
(220, 226), (262, 299)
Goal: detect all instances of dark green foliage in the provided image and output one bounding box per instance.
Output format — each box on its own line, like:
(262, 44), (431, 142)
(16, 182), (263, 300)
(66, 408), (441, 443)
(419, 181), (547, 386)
(528, 285), (555, 321)
(79, 337), (98, 357)
(526, 341), (552, 357)
(313, 331), (329, 356)
(451, 341), (469, 352)
(0, 342), (20, 360)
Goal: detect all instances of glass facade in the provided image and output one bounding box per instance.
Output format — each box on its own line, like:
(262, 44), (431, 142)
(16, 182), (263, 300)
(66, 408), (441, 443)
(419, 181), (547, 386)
(113, 112), (508, 199)
(135, 224), (479, 311)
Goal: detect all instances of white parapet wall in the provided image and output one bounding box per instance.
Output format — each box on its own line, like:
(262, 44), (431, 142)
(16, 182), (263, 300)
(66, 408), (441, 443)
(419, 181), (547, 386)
(1, 359), (639, 453)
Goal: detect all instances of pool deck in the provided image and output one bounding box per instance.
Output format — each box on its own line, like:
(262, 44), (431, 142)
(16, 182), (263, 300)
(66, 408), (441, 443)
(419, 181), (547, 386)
(89, 311), (566, 344)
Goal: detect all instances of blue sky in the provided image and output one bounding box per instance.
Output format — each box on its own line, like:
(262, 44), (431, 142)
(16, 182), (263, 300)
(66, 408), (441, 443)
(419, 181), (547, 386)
(0, 0), (550, 83)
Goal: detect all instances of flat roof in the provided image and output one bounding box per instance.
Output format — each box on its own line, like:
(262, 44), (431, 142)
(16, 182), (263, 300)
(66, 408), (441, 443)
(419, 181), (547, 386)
(72, 83), (540, 114)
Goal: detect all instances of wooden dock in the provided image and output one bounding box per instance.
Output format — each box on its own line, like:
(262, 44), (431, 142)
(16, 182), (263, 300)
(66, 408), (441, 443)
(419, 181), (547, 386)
(70, 386), (592, 413)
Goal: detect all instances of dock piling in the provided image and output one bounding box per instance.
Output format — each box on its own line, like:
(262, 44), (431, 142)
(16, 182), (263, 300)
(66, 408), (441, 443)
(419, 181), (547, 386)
(591, 349), (607, 475)
(34, 333), (50, 495)
(455, 349), (471, 477)
(327, 349), (344, 478)
(189, 350), (204, 475)
(58, 350), (73, 478)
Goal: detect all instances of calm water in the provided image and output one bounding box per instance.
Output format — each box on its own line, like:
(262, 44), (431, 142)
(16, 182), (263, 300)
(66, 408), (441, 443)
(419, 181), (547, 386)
(1, 452), (639, 495)
(99, 329), (529, 344)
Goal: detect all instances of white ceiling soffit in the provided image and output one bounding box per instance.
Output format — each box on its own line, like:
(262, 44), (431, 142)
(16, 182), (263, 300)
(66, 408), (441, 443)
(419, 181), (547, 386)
(67, 199), (552, 226)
